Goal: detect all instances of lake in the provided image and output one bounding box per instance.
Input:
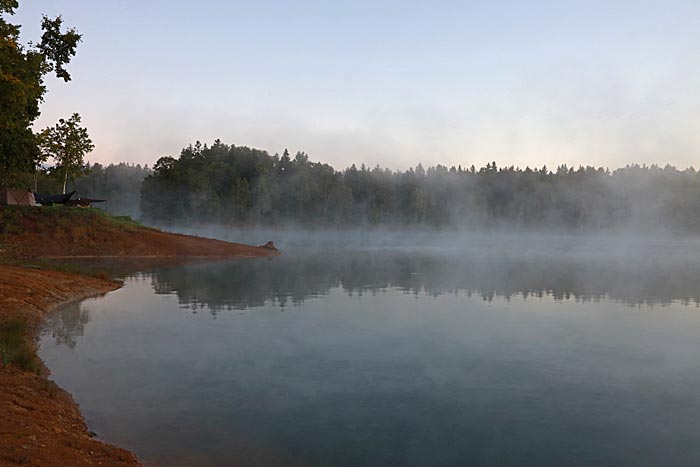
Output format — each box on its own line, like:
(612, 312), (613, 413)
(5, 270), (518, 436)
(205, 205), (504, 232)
(39, 233), (700, 466)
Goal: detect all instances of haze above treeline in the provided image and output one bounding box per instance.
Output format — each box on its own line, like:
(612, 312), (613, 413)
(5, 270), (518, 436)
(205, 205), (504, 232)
(13, 1), (700, 172)
(17, 139), (700, 233)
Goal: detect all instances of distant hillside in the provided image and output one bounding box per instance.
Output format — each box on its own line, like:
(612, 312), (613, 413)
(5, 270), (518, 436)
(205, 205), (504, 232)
(0, 206), (279, 260)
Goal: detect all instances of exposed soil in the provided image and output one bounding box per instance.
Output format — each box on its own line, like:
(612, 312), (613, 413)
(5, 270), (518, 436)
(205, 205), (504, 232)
(0, 206), (282, 466)
(0, 264), (138, 467)
(0, 206), (280, 260)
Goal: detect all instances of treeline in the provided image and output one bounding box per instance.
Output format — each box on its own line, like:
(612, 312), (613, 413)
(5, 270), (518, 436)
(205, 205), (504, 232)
(140, 140), (700, 232)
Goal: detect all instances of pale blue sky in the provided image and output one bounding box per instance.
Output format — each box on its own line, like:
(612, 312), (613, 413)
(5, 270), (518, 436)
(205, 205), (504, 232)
(13, 1), (700, 169)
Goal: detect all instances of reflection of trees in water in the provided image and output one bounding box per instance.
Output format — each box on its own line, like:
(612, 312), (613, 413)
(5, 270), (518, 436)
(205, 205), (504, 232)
(149, 252), (700, 314)
(43, 302), (90, 349)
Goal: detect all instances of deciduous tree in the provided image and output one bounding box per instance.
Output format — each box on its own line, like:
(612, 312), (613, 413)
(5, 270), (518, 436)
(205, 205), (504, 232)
(38, 113), (94, 194)
(0, 1), (81, 186)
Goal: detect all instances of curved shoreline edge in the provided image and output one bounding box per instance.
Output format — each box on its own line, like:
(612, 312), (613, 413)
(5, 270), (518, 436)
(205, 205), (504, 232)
(0, 248), (280, 466)
(0, 207), (281, 465)
(0, 264), (141, 466)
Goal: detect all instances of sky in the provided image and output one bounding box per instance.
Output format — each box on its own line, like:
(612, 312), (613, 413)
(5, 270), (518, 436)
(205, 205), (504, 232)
(12, 0), (700, 171)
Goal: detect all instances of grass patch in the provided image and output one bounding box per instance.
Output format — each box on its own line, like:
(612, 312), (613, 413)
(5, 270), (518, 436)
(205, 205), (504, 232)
(0, 207), (23, 234)
(0, 205), (148, 232)
(0, 318), (41, 374)
(40, 379), (61, 398)
(22, 259), (114, 280)
(111, 215), (140, 225)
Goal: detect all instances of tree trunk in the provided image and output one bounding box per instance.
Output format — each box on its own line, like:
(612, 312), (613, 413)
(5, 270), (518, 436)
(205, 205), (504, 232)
(62, 168), (68, 194)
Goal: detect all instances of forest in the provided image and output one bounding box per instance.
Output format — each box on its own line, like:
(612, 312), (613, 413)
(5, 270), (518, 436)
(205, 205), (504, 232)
(137, 140), (700, 232)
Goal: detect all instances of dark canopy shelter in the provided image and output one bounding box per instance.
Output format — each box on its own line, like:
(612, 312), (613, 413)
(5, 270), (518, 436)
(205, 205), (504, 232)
(34, 191), (76, 206)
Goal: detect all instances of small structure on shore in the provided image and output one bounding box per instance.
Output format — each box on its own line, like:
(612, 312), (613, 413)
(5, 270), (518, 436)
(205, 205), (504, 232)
(259, 241), (278, 251)
(0, 188), (38, 206)
(33, 191), (105, 208)
(34, 191), (76, 206)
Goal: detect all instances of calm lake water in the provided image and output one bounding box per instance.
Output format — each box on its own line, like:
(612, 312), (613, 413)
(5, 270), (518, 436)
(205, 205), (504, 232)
(40, 234), (700, 466)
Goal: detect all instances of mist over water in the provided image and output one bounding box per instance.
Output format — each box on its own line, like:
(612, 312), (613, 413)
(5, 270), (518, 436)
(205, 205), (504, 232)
(151, 245), (700, 310)
(38, 231), (700, 466)
(170, 225), (700, 255)
(171, 228), (700, 306)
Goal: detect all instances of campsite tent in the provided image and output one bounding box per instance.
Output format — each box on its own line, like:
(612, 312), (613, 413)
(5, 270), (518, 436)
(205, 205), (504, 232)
(0, 188), (38, 206)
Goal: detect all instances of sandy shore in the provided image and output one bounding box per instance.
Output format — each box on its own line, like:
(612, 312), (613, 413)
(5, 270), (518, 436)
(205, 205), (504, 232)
(0, 264), (141, 466)
(0, 207), (281, 465)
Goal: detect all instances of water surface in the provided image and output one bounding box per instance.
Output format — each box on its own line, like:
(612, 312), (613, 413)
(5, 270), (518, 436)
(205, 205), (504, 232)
(40, 239), (700, 466)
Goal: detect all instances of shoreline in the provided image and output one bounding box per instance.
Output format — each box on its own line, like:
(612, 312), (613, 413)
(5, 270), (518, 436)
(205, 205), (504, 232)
(0, 206), (281, 465)
(0, 263), (141, 466)
(0, 257), (280, 466)
(1, 251), (277, 466)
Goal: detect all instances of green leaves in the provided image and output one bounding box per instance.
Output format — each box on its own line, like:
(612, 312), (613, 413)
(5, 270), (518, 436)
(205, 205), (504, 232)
(0, 1), (82, 186)
(0, 0), (18, 15)
(0, 128), (40, 186)
(38, 113), (94, 193)
(38, 15), (81, 82)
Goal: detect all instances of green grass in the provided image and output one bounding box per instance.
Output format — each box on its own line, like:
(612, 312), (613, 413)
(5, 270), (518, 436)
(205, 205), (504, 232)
(111, 214), (140, 225)
(0, 318), (41, 374)
(48, 205), (143, 227)
(24, 259), (113, 280)
(40, 379), (60, 398)
(0, 207), (23, 234)
(0, 205), (154, 243)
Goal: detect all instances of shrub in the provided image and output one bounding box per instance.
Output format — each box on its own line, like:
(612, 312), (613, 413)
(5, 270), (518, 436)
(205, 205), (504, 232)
(0, 319), (41, 374)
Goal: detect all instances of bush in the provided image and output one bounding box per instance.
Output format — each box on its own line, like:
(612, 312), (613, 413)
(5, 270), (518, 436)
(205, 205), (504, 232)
(0, 318), (41, 374)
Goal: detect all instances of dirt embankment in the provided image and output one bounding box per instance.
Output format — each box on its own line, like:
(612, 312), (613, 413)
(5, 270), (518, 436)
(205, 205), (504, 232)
(0, 206), (280, 260)
(0, 206), (281, 466)
(0, 264), (138, 467)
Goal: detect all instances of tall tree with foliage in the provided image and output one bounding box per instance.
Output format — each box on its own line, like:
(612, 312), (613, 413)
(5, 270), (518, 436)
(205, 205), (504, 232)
(38, 113), (93, 194)
(140, 140), (700, 233)
(0, 0), (81, 187)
